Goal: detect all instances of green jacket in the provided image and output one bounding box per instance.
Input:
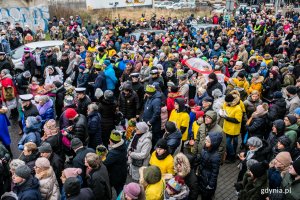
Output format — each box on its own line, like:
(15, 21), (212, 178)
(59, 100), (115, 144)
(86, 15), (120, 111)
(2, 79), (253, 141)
(285, 124), (299, 147)
(239, 173), (268, 200)
(281, 173), (300, 200)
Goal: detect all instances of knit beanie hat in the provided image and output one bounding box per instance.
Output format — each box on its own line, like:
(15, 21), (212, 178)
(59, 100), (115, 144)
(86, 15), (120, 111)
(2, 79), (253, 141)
(136, 122), (149, 134)
(1, 191), (18, 200)
(26, 116), (40, 128)
(15, 165), (31, 180)
(103, 59), (111, 66)
(95, 88), (103, 99)
(63, 168), (82, 179)
(294, 107), (300, 116)
(273, 91), (283, 99)
(249, 161), (269, 178)
(167, 81), (175, 87)
(286, 85), (297, 95)
(247, 136), (263, 148)
(145, 85), (156, 94)
(212, 89), (223, 99)
(65, 108), (77, 119)
(64, 177), (81, 196)
(165, 121), (177, 133)
(225, 93), (234, 103)
(292, 159), (300, 175)
(104, 90), (114, 100)
(167, 176), (185, 194)
(71, 138), (83, 150)
(155, 138), (168, 150)
(38, 142), (52, 153)
(170, 85), (179, 93)
(286, 114), (297, 125)
(246, 159), (259, 170)
(270, 70), (278, 77)
(275, 152), (292, 167)
(144, 165), (161, 184)
(278, 135), (291, 147)
(110, 130), (122, 143)
(123, 183), (141, 200)
(35, 157), (50, 169)
(78, 63), (85, 71)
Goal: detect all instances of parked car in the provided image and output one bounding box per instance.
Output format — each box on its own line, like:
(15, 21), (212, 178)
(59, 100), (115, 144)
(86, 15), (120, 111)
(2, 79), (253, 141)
(191, 24), (220, 32)
(129, 29), (167, 40)
(11, 40), (64, 72)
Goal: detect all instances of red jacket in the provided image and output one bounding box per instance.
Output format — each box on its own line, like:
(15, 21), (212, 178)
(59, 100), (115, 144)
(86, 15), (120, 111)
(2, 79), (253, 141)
(166, 92), (184, 116)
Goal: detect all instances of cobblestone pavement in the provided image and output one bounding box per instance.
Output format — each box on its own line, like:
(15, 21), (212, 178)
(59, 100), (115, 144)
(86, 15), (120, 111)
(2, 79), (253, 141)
(9, 119), (239, 200)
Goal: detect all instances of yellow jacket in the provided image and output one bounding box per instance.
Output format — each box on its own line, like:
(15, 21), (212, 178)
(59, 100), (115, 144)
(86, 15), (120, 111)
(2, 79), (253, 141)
(149, 152), (174, 175)
(169, 110), (190, 141)
(247, 76), (264, 95)
(232, 78), (249, 91)
(145, 179), (165, 200)
(192, 121), (201, 139)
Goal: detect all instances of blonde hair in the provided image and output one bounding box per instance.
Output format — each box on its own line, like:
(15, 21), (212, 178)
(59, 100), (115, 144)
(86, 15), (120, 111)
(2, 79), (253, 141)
(24, 142), (37, 152)
(85, 153), (101, 169)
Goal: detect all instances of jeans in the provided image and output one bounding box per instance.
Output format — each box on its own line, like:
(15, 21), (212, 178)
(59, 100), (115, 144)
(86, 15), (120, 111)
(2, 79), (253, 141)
(226, 134), (238, 159)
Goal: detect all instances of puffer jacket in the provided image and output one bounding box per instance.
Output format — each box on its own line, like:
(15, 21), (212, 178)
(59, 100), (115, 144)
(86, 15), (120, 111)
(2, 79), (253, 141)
(267, 120), (285, 148)
(77, 69), (89, 88)
(198, 132), (222, 194)
(286, 95), (300, 114)
(77, 95), (91, 116)
(145, 179), (165, 200)
(37, 99), (55, 123)
(238, 173), (268, 200)
(285, 124), (299, 147)
(35, 167), (60, 200)
(18, 123), (42, 150)
(243, 96), (262, 118)
(263, 77), (281, 100)
(164, 129), (182, 155)
(67, 114), (88, 145)
(118, 91), (139, 119)
(87, 111), (102, 149)
(128, 131), (152, 181)
(247, 112), (268, 138)
(104, 64), (117, 90)
(280, 172), (300, 200)
(268, 98), (287, 121)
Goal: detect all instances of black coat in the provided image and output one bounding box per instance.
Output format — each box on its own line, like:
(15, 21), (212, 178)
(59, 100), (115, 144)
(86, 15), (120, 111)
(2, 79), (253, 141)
(24, 57), (37, 76)
(263, 78), (281, 100)
(45, 54), (58, 68)
(68, 188), (95, 200)
(118, 91), (139, 120)
(23, 103), (39, 120)
(98, 98), (117, 147)
(268, 98), (287, 121)
(87, 111), (102, 149)
(206, 81), (223, 98)
(49, 152), (64, 187)
(13, 176), (41, 200)
(55, 87), (66, 118)
(68, 114), (88, 145)
(77, 95), (91, 116)
(0, 59), (13, 73)
(132, 82), (144, 110)
(247, 114), (268, 138)
(87, 165), (111, 200)
(185, 170), (199, 200)
(72, 147), (95, 183)
(103, 140), (127, 188)
(43, 134), (63, 160)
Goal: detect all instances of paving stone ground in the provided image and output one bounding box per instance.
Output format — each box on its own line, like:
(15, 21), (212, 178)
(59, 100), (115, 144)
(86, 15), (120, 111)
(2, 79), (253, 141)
(9, 120), (240, 200)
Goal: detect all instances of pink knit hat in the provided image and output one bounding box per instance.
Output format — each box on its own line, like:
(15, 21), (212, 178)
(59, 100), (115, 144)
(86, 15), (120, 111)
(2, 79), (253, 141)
(123, 183), (141, 199)
(63, 168), (82, 178)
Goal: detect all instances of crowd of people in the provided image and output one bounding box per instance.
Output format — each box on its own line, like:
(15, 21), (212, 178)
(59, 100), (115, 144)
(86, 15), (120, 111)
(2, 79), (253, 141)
(0, 4), (300, 200)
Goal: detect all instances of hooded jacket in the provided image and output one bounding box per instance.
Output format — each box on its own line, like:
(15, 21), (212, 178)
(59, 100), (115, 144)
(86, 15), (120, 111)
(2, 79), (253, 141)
(87, 111), (102, 149)
(104, 64), (117, 90)
(169, 98), (190, 141)
(268, 97), (287, 121)
(285, 124), (299, 147)
(164, 129), (182, 155)
(267, 119), (285, 148)
(13, 176), (42, 200)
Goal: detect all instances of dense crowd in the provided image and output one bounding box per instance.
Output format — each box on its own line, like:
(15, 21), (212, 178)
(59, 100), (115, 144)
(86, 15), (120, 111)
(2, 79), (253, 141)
(0, 5), (300, 200)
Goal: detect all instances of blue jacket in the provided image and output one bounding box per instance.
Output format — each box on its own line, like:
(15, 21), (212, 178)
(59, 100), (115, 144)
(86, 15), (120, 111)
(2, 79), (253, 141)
(94, 71), (107, 91)
(194, 92), (208, 107)
(18, 123), (42, 150)
(143, 92), (161, 133)
(87, 111), (102, 149)
(118, 60), (129, 72)
(80, 50), (86, 60)
(1, 39), (11, 54)
(13, 176), (41, 200)
(77, 70), (89, 87)
(0, 114), (11, 146)
(164, 129), (182, 154)
(38, 100), (55, 123)
(104, 64), (117, 90)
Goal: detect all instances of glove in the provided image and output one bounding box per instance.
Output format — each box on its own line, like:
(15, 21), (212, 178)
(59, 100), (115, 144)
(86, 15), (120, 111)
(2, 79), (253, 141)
(147, 121), (152, 127)
(206, 185), (214, 190)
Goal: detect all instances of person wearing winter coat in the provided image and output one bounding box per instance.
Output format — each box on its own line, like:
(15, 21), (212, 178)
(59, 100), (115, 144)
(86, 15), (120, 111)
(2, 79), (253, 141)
(34, 157), (60, 200)
(247, 73), (264, 95)
(87, 104), (102, 149)
(117, 182), (145, 200)
(243, 90), (262, 119)
(169, 98), (190, 142)
(238, 161), (269, 200)
(279, 159), (300, 200)
(38, 142), (64, 188)
(267, 119), (286, 149)
(97, 92), (117, 147)
(212, 89), (224, 113)
(237, 45), (249, 64)
(284, 115), (299, 147)
(174, 153), (199, 200)
(23, 49), (37, 77)
(0, 143), (10, 196)
(128, 122), (152, 181)
(103, 60), (117, 91)
(194, 87), (208, 107)
(246, 103), (269, 138)
(237, 137), (271, 181)
(76, 64), (89, 88)
(164, 176), (189, 200)
(139, 165), (164, 200)
(271, 136), (292, 162)
(166, 85), (184, 116)
(118, 82), (139, 120)
(12, 165), (42, 200)
(85, 153), (111, 200)
(19, 142), (40, 174)
(197, 132), (223, 200)
(163, 121), (182, 155)
(192, 110), (225, 160)
(285, 85), (300, 114)
(268, 91), (287, 122)
(45, 49), (58, 68)
(142, 85), (161, 146)
(262, 70), (281, 101)
(103, 130), (127, 196)
(44, 66), (63, 85)
(75, 89), (91, 117)
(206, 72), (223, 98)
(36, 95), (55, 124)
(149, 139), (174, 176)
(63, 177), (95, 200)
(18, 116), (42, 150)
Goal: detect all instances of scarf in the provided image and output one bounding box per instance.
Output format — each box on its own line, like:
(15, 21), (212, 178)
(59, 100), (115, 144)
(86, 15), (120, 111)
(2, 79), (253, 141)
(156, 151), (169, 160)
(130, 133), (143, 150)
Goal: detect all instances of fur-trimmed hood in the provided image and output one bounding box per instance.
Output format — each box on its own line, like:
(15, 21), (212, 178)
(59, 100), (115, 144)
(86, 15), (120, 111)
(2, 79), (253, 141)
(251, 76), (264, 84)
(173, 153), (191, 177)
(226, 90), (240, 107)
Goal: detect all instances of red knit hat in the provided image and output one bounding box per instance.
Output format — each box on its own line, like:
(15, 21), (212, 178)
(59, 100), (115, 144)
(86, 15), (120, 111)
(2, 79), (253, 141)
(65, 108), (77, 119)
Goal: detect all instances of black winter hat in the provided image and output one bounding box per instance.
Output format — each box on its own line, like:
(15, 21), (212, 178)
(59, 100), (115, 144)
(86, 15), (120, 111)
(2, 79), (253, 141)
(171, 85), (179, 93)
(15, 165), (31, 180)
(165, 121), (177, 133)
(237, 72), (245, 79)
(225, 94), (234, 103)
(208, 72), (217, 81)
(71, 138), (83, 150)
(249, 161), (269, 178)
(273, 91), (283, 99)
(286, 114), (297, 125)
(278, 135), (291, 147)
(203, 96), (214, 103)
(64, 177), (80, 197)
(156, 138), (168, 150)
(286, 85), (297, 95)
